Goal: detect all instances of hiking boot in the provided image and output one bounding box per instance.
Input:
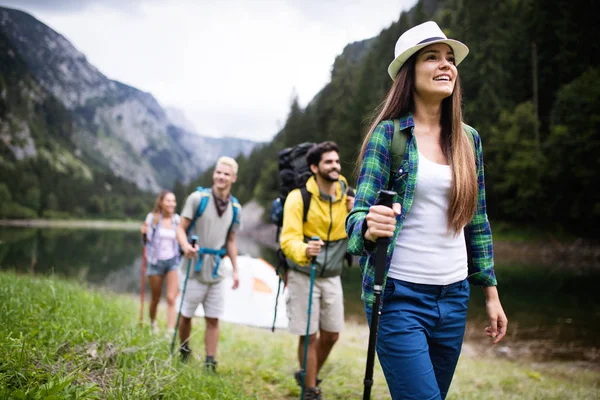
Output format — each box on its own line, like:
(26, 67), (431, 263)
(294, 370), (322, 387)
(204, 355), (217, 372)
(303, 387), (322, 400)
(180, 343), (192, 363)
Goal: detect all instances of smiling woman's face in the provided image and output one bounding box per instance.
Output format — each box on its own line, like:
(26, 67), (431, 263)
(413, 43), (457, 101)
(161, 192), (176, 215)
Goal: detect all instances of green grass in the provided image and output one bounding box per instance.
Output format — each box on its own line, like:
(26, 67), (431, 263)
(1, 272), (598, 399)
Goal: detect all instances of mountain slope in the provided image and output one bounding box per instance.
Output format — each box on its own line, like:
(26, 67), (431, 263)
(0, 6), (258, 193)
(0, 30), (154, 218)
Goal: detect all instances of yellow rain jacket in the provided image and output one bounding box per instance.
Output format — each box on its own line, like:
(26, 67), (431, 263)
(280, 174), (350, 278)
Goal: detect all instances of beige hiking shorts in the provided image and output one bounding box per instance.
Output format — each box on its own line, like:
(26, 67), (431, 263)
(179, 277), (225, 319)
(286, 269), (344, 336)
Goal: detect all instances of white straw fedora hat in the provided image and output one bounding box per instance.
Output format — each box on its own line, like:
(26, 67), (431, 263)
(388, 21), (469, 80)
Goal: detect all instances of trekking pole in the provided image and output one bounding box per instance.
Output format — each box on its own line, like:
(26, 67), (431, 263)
(301, 235), (321, 400)
(272, 274), (282, 333)
(139, 233), (147, 327)
(272, 249), (287, 333)
(170, 235), (198, 355)
(363, 190), (396, 400)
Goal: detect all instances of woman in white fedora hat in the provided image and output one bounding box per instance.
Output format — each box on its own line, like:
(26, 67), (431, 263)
(346, 21), (507, 399)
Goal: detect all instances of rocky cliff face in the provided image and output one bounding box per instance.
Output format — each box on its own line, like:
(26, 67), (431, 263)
(0, 6), (259, 192)
(0, 27), (92, 180)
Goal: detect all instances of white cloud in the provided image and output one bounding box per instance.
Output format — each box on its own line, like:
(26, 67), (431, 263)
(1, 0), (417, 140)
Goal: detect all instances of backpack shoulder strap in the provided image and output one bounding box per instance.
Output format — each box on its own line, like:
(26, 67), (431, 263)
(298, 180), (345, 224)
(224, 195), (241, 242)
(390, 118), (407, 175)
(300, 186), (311, 223)
(195, 186), (211, 218)
(187, 187), (211, 234)
(230, 195), (241, 227)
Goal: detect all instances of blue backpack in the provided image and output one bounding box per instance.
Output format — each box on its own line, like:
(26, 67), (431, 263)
(186, 186), (241, 278)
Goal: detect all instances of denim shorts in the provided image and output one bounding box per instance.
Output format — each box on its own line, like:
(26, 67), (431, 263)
(147, 256), (179, 277)
(365, 277), (470, 400)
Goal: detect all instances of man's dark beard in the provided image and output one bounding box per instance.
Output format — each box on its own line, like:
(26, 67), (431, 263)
(318, 169), (340, 182)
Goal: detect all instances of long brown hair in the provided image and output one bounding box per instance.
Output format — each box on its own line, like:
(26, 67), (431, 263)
(356, 52), (477, 234)
(151, 190), (173, 226)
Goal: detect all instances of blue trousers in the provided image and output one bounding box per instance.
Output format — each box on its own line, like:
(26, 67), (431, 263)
(365, 277), (470, 400)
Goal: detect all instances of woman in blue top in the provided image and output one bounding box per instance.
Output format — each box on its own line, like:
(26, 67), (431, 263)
(346, 21), (508, 399)
(141, 190), (181, 335)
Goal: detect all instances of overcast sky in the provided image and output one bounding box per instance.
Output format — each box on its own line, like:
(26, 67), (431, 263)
(1, 0), (417, 141)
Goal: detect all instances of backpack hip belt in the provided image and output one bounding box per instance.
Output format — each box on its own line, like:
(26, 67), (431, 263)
(195, 247), (228, 278)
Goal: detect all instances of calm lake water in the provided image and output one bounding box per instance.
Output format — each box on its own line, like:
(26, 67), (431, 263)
(1, 226), (598, 365)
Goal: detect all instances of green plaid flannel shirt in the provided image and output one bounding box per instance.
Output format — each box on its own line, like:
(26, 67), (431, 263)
(345, 114), (497, 306)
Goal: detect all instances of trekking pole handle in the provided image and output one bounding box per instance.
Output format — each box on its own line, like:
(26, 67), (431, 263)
(142, 233), (147, 245)
(375, 189), (395, 208)
(373, 190), (396, 286)
(310, 236), (321, 258)
(179, 235), (199, 256)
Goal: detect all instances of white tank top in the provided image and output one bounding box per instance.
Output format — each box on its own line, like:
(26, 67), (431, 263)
(388, 151), (467, 285)
(155, 227), (177, 261)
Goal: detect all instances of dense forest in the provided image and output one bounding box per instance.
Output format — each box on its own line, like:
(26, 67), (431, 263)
(187, 0), (599, 238)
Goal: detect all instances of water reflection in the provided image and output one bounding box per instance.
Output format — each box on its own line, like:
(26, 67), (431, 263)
(0, 228), (140, 288)
(1, 226), (598, 364)
(0, 227), (279, 296)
